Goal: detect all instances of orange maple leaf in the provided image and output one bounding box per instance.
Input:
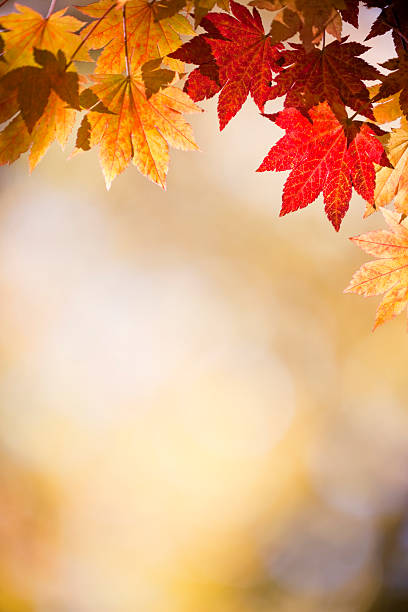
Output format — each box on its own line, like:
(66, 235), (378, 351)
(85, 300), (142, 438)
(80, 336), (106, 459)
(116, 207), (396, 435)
(0, 50), (79, 169)
(78, 0), (195, 74)
(0, 48), (80, 132)
(0, 4), (91, 73)
(345, 209), (408, 330)
(76, 73), (201, 188)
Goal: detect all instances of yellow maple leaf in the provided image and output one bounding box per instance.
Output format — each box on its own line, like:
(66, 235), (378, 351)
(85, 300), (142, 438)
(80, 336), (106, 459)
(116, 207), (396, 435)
(0, 53), (78, 169)
(78, 0), (195, 74)
(345, 209), (408, 329)
(0, 4), (91, 73)
(78, 73), (201, 188)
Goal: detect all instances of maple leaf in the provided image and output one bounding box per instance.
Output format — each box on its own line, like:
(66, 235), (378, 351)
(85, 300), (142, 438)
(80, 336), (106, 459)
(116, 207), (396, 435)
(257, 102), (389, 230)
(76, 73), (201, 188)
(345, 208), (408, 329)
(172, 0), (284, 129)
(269, 38), (380, 123)
(0, 47), (80, 169)
(78, 0), (195, 74)
(0, 4), (91, 73)
(248, 0), (360, 50)
(0, 48), (80, 132)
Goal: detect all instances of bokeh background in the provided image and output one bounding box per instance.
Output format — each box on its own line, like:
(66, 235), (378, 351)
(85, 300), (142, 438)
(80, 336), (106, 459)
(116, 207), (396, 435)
(0, 2), (408, 610)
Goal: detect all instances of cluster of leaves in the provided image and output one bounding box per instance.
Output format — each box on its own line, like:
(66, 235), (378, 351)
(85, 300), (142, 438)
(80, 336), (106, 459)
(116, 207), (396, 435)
(1, 0), (408, 329)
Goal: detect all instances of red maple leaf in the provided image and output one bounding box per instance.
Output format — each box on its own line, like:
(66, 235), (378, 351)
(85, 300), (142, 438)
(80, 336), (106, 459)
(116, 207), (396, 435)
(171, 0), (284, 129)
(170, 18), (223, 102)
(257, 102), (390, 231)
(269, 38), (380, 123)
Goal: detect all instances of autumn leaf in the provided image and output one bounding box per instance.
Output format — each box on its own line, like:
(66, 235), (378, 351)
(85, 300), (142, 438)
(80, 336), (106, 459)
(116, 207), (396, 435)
(76, 73), (201, 188)
(0, 4), (91, 73)
(345, 208), (408, 329)
(172, 0), (284, 129)
(78, 0), (195, 74)
(257, 102), (389, 230)
(269, 38), (380, 123)
(0, 48), (79, 168)
(0, 48), (80, 133)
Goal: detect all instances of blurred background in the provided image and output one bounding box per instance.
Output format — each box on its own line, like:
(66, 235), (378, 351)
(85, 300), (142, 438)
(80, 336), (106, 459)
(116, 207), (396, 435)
(0, 2), (408, 611)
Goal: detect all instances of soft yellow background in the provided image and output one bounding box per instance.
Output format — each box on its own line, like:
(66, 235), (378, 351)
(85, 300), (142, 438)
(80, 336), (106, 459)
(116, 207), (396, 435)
(0, 3), (407, 611)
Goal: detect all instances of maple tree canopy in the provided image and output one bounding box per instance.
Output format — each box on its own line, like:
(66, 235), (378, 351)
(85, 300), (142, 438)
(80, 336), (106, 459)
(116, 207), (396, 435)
(0, 0), (408, 329)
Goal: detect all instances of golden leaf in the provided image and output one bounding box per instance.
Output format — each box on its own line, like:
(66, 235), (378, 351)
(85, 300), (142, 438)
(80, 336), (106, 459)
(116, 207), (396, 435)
(77, 73), (201, 188)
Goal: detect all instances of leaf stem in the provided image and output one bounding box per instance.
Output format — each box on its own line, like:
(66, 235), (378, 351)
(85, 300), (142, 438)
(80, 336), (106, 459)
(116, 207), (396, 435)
(65, 3), (116, 69)
(46, 0), (57, 18)
(123, 4), (130, 76)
